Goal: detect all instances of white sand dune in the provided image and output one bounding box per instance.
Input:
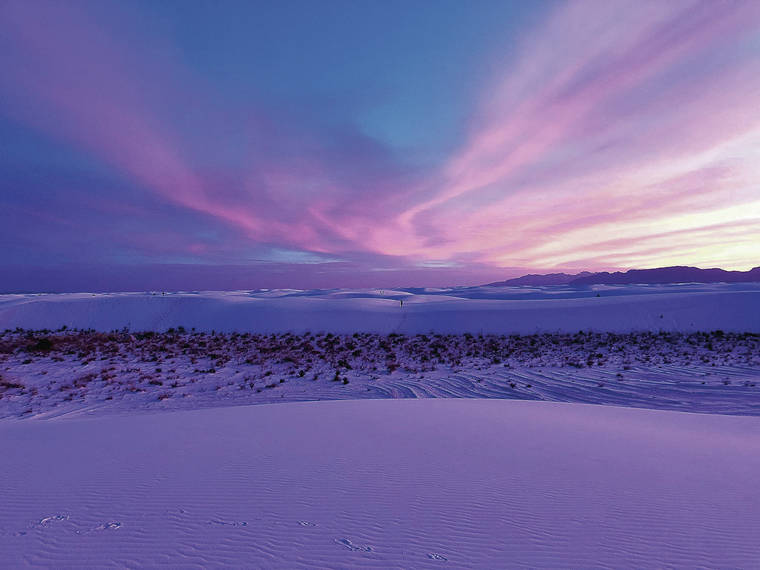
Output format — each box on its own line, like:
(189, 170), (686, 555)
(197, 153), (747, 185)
(1, 283), (759, 333)
(1, 399), (759, 568)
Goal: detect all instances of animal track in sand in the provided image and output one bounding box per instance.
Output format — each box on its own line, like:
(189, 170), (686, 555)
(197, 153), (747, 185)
(36, 514), (70, 527)
(163, 507), (190, 520)
(336, 538), (373, 552)
(8, 515), (121, 537)
(168, 508), (188, 515)
(208, 518), (247, 527)
(11, 513), (71, 535)
(76, 521), (122, 535)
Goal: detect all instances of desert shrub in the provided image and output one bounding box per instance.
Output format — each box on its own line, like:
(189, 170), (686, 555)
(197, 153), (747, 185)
(0, 379), (24, 390)
(29, 337), (53, 352)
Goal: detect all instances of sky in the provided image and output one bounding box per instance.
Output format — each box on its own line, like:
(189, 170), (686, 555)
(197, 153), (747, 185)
(1, 0), (759, 292)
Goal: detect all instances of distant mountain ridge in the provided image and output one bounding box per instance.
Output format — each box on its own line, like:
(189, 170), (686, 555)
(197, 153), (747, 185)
(487, 266), (760, 286)
(490, 272), (593, 286)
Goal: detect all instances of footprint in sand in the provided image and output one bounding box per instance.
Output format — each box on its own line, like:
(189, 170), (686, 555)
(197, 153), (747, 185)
(76, 521), (122, 535)
(14, 514), (71, 535)
(297, 520), (317, 527)
(163, 507), (189, 520)
(208, 518), (247, 527)
(336, 538), (373, 552)
(427, 553), (448, 561)
(35, 514), (70, 527)
(166, 508), (188, 515)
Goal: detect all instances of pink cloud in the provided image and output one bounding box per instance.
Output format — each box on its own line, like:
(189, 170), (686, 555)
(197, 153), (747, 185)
(366, 0), (760, 270)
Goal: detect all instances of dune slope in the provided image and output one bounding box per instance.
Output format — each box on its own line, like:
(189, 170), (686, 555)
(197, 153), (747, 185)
(1, 399), (759, 568)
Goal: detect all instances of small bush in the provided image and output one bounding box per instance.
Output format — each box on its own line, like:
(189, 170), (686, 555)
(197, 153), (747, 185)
(29, 338), (53, 352)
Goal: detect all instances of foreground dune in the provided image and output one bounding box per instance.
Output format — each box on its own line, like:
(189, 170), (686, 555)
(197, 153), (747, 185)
(1, 399), (759, 568)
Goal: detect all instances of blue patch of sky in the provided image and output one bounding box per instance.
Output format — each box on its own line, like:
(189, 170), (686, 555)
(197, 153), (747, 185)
(135, 0), (552, 164)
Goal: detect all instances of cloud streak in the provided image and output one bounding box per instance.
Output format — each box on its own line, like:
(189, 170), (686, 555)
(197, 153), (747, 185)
(366, 0), (760, 270)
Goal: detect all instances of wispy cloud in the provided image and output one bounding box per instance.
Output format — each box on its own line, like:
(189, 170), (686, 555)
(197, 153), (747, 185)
(367, 0), (760, 270)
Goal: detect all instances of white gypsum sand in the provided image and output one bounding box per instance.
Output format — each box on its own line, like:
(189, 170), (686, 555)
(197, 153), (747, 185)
(1, 283), (759, 567)
(1, 283), (759, 334)
(1, 399), (759, 568)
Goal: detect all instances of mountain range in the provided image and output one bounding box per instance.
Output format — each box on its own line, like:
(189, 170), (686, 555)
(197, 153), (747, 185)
(487, 266), (760, 286)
